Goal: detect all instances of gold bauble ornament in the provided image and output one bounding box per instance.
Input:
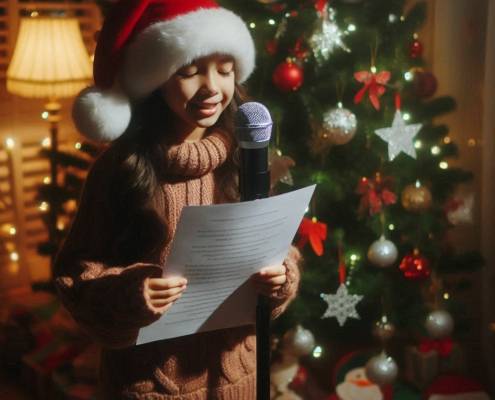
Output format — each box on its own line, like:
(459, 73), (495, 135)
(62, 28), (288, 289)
(401, 181), (432, 212)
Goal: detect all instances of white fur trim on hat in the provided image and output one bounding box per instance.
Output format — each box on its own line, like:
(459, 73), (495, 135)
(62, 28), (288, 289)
(72, 86), (132, 142)
(120, 7), (255, 100)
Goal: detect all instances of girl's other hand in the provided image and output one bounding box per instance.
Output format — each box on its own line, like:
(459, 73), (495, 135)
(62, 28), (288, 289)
(144, 276), (188, 314)
(250, 264), (287, 298)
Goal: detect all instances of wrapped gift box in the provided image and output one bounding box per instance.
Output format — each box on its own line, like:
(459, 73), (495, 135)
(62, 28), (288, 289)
(404, 343), (464, 390)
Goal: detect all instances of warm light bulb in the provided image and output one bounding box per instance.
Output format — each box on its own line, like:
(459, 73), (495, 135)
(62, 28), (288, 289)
(9, 227), (16, 235)
(404, 71), (414, 81)
(370, 66), (377, 73)
(443, 292), (450, 300)
(268, 19), (276, 26)
(389, 224), (395, 231)
(403, 113), (411, 121)
(414, 140), (422, 149)
(388, 14), (397, 23)
(41, 111), (49, 120)
(313, 346), (323, 358)
(347, 24), (356, 32)
(43, 176), (51, 184)
(41, 137), (51, 148)
(10, 252), (19, 262)
(443, 136), (452, 144)
(5, 137), (15, 149)
(249, 22), (256, 29)
(74, 142), (82, 150)
(439, 161), (449, 169)
(431, 146), (441, 155)
(39, 202), (49, 212)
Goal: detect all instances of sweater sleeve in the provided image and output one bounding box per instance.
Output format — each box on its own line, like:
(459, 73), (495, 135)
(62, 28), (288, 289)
(53, 151), (165, 349)
(270, 245), (303, 320)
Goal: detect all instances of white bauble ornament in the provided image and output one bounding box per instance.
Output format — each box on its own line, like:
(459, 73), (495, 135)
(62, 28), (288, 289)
(321, 105), (358, 145)
(367, 235), (398, 268)
(365, 352), (398, 386)
(425, 310), (454, 339)
(282, 325), (315, 357)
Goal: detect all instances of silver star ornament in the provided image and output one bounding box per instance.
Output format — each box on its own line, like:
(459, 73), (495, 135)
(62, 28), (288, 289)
(374, 110), (422, 161)
(321, 283), (363, 326)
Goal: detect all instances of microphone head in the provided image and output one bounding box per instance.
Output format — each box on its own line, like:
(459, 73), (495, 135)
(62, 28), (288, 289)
(235, 102), (273, 148)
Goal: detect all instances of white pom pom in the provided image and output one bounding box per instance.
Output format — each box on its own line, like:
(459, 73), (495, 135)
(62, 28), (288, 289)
(72, 86), (132, 142)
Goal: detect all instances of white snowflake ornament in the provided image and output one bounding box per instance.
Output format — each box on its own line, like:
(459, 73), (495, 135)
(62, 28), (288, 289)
(321, 283), (363, 326)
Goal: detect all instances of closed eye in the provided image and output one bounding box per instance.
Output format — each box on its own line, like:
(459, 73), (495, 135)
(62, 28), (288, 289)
(176, 65), (198, 78)
(219, 68), (234, 76)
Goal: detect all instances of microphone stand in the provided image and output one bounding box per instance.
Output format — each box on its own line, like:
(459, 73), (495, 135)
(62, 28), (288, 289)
(239, 148), (271, 400)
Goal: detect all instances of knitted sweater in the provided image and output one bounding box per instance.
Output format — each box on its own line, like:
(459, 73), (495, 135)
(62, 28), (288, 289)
(53, 129), (302, 400)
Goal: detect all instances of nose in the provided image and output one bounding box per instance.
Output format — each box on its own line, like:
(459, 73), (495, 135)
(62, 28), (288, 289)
(199, 69), (220, 97)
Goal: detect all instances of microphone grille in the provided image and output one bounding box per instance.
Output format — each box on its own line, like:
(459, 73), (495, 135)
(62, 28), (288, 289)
(235, 102), (273, 144)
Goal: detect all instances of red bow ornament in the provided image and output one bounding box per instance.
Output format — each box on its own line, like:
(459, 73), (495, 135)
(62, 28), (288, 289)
(354, 70), (391, 110)
(297, 217), (328, 256)
(419, 337), (453, 357)
(357, 175), (397, 216)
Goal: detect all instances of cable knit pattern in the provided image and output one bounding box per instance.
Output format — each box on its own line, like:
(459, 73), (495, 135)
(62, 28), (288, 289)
(53, 128), (301, 399)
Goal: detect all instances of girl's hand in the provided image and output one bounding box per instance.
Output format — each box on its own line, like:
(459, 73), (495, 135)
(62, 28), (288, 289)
(250, 264), (287, 298)
(144, 276), (188, 313)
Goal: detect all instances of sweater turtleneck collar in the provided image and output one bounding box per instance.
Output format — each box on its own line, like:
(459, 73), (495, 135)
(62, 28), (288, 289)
(165, 129), (233, 177)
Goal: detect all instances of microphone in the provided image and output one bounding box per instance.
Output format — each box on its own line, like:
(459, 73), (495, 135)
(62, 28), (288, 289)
(235, 101), (273, 400)
(235, 102), (273, 201)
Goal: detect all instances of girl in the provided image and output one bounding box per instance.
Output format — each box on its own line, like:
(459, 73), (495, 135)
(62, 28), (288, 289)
(54, 0), (302, 398)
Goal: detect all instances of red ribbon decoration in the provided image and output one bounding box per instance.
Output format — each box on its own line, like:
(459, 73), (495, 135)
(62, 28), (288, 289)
(419, 337), (454, 357)
(354, 70), (391, 110)
(314, 0), (329, 13)
(338, 246), (346, 284)
(297, 217), (328, 256)
(290, 37), (309, 60)
(356, 175), (397, 216)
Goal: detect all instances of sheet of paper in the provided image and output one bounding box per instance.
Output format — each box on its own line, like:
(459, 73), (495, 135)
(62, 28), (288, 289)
(137, 185), (316, 345)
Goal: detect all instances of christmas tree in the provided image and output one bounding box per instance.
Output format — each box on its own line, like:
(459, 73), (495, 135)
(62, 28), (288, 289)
(36, 140), (101, 275)
(220, 0), (483, 395)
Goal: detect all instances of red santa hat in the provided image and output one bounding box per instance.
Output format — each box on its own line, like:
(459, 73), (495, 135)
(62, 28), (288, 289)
(73, 0), (255, 142)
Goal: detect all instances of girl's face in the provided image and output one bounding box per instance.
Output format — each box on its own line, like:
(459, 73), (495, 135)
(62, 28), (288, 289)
(161, 54), (236, 135)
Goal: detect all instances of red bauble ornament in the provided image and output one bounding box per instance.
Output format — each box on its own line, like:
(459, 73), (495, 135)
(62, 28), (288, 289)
(409, 39), (423, 58)
(399, 249), (431, 280)
(413, 71), (438, 98)
(273, 60), (304, 93)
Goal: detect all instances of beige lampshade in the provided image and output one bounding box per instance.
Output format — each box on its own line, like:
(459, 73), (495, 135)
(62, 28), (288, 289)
(7, 16), (93, 99)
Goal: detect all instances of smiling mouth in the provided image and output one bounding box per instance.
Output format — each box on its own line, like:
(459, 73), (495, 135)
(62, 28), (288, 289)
(194, 102), (219, 109)
(192, 102), (220, 117)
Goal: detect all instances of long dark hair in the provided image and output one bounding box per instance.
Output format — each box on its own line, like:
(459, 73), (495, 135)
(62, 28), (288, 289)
(104, 84), (248, 265)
